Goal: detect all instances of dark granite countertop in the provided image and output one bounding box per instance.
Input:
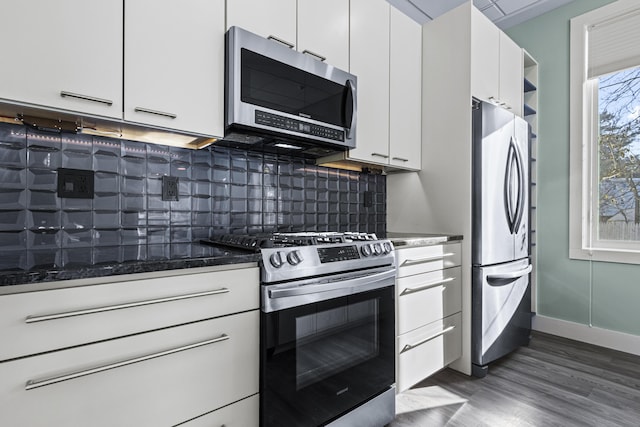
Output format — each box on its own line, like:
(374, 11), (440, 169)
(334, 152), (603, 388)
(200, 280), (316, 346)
(386, 232), (463, 248)
(0, 243), (259, 288)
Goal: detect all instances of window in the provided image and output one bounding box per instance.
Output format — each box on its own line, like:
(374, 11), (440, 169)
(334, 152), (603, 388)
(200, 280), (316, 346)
(570, 0), (640, 263)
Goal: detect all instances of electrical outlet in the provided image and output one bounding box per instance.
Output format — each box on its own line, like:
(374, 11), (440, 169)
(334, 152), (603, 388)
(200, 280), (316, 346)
(57, 168), (94, 199)
(162, 176), (179, 201)
(364, 191), (374, 208)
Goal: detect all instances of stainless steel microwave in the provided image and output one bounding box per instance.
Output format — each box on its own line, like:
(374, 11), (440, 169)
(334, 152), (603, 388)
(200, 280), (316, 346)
(224, 26), (357, 157)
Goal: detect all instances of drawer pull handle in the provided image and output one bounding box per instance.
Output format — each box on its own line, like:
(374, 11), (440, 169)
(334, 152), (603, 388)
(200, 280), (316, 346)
(400, 277), (455, 295)
(401, 252), (455, 267)
(60, 91), (113, 106)
(302, 49), (326, 62)
(25, 288), (230, 324)
(371, 152), (389, 158)
(267, 35), (295, 49)
(25, 334), (229, 390)
(392, 157), (409, 162)
(134, 107), (177, 119)
(400, 325), (456, 354)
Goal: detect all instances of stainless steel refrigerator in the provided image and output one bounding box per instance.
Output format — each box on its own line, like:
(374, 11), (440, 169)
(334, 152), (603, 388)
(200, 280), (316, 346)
(471, 99), (532, 378)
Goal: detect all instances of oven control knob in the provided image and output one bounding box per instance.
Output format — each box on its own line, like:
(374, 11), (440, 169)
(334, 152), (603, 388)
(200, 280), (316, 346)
(361, 244), (372, 257)
(270, 252), (284, 268)
(372, 243), (383, 255)
(382, 242), (392, 254)
(287, 250), (303, 266)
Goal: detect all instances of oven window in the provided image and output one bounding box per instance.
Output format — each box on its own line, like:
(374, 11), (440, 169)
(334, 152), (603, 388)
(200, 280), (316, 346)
(295, 299), (379, 389)
(240, 48), (351, 128)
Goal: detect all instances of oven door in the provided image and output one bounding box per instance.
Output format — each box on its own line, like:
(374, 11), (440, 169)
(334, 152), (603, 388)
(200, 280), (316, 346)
(260, 284), (394, 427)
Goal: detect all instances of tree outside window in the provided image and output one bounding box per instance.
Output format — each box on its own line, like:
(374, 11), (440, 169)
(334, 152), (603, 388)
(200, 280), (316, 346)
(598, 66), (640, 241)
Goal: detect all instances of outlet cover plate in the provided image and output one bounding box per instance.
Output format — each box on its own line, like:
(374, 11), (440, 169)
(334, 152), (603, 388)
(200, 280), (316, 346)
(162, 176), (179, 201)
(57, 168), (95, 199)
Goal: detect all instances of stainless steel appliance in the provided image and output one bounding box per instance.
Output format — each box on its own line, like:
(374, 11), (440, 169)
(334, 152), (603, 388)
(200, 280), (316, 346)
(224, 26), (357, 157)
(202, 232), (396, 427)
(471, 99), (533, 378)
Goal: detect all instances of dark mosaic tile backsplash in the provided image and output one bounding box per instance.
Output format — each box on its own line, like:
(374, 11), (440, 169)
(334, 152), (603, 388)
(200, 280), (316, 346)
(0, 122), (386, 270)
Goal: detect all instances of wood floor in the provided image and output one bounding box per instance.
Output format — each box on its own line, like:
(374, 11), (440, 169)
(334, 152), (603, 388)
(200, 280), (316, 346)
(390, 331), (640, 426)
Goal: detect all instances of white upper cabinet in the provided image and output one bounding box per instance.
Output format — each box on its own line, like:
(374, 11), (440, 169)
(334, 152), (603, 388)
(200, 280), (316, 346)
(499, 32), (524, 117)
(227, 0), (349, 70)
(226, 0), (297, 49)
(389, 6), (422, 171)
(125, 0), (225, 137)
(0, 0), (123, 119)
(297, 0), (350, 70)
(470, 7), (523, 116)
(348, 0), (391, 164)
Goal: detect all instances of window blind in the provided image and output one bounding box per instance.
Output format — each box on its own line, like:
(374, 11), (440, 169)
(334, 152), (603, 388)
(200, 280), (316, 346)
(587, 7), (640, 79)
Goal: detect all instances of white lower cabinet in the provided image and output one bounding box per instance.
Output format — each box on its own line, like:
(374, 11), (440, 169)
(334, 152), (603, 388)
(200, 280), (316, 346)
(0, 310), (258, 427)
(0, 265), (260, 427)
(397, 266), (461, 334)
(181, 394), (258, 427)
(397, 313), (462, 392)
(395, 242), (462, 392)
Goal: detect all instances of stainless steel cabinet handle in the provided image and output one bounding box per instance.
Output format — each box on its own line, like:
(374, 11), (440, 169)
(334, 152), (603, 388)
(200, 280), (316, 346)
(25, 334), (229, 390)
(60, 91), (113, 106)
(400, 252), (455, 267)
(302, 49), (326, 62)
(400, 325), (455, 353)
(392, 157), (409, 162)
(267, 35), (295, 49)
(371, 152), (389, 158)
(25, 288), (230, 323)
(400, 277), (455, 295)
(134, 107), (177, 119)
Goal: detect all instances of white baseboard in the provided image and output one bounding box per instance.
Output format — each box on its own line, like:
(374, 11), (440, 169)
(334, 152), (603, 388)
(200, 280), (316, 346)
(533, 315), (640, 356)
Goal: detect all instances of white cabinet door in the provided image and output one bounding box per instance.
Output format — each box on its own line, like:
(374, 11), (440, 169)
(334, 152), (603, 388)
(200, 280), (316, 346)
(182, 394), (258, 427)
(226, 0), (297, 49)
(397, 312), (462, 392)
(348, 0), (390, 165)
(499, 32), (524, 117)
(0, 311), (259, 427)
(124, 0), (225, 137)
(470, 7), (500, 106)
(0, 267), (259, 361)
(0, 0), (122, 118)
(297, 0), (350, 71)
(389, 7), (422, 171)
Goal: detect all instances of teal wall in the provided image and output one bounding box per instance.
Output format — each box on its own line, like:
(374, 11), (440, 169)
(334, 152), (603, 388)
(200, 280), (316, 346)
(506, 0), (640, 336)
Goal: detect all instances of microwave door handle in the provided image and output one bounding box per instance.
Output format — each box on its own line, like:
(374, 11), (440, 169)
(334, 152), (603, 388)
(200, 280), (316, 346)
(345, 79), (357, 139)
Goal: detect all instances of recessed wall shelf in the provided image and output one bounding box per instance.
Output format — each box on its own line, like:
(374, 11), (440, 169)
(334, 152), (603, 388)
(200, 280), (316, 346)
(524, 78), (537, 92)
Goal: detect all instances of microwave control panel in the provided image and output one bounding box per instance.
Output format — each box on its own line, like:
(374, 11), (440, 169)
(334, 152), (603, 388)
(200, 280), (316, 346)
(255, 110), (345, 142)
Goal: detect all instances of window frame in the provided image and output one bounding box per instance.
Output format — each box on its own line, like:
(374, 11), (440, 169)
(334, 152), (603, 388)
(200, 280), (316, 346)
(569, 0), (640, 264)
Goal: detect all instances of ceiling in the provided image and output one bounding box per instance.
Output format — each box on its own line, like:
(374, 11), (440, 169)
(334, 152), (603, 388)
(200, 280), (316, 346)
(387, 0), (574, 29)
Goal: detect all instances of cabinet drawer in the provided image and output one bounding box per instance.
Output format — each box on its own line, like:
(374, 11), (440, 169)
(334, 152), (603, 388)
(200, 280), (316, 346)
(396, 243), (461, 277)
(0, 267), (259, 361)
(397, 266), (461, 335)
(183, 394), (258, 427)
(0, 310), (258, 427)
(397, 312), (462, 393)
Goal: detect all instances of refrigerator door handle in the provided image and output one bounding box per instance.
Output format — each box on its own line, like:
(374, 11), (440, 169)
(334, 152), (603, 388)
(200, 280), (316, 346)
(504, 140), (516, 234)
(512, 137), (526, 234)
(486, 264), (532, 283)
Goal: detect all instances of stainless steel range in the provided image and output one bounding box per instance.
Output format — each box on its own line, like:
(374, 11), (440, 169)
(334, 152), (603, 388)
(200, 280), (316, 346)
(203, 232), (396, 427)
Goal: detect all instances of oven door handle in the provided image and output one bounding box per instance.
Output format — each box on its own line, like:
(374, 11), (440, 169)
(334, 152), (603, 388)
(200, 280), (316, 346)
(268, 269), (396, 300)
